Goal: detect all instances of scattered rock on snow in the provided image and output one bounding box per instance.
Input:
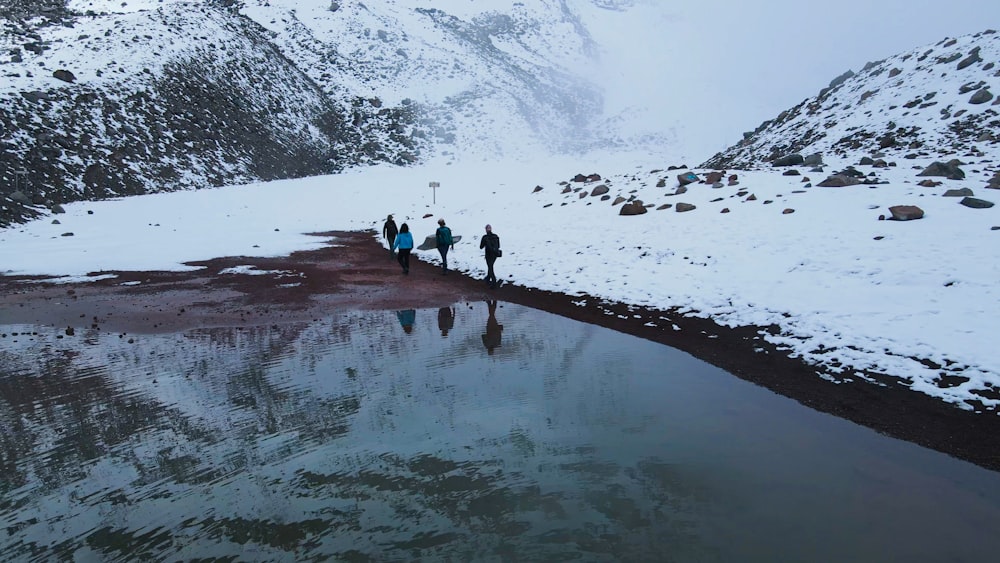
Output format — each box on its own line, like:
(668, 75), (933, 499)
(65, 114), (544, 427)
(818, 175), (861, 187)
(888, 205), (925, 220)
(959, 197), (994, 208)
(772, 154), (804, 167)
(677, 172), (699, 186)
(918, 160), (966, 180)
(943, 188), (974, 197)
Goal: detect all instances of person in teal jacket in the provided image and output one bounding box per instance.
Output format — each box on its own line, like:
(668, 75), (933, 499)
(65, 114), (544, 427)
(391, 222), (414, 274)
(435, 218), (454, 275)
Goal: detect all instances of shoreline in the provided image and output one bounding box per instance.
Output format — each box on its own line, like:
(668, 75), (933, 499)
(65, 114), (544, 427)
(2, 230), (998, 473)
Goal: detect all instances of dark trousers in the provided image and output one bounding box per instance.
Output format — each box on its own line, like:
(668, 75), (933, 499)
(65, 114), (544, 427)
(387, 234), (396, 256)
(437, 245), (449, 271)
(485, 255), (497, 286)
(397, 248), (411, 273)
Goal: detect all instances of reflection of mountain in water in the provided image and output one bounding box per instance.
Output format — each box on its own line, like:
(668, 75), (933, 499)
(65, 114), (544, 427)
(0, 302), (719, 559)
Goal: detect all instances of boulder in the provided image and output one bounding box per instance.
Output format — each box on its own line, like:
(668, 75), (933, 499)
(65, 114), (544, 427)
(619, 201), (648, 215)
(677, 172), (699, 186)
(970, 88), (994, 105)
(960, 197), (994, 209)
(942, 188), (974, 197)
(675, 203), (696, 212)
(590, 184), (610, 197)
(803, 153), (824, 166)
(918, 160), (965, 180)
(705, 171), (725, 184)
(888, 205), (924, 220)
(52, 69), (76, 83)
(772, 154), (804, 167)
(817, 175), (861, 187)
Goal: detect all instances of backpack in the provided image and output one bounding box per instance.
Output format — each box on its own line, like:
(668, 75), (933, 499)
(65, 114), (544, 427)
(438, 226), (453, 246)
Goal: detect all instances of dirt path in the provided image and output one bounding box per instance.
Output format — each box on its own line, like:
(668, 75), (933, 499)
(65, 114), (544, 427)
(2, 230), (999, 472)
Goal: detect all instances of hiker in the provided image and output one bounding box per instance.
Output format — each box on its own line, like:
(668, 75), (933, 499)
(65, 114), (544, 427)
(482, 300), (503, 355)
(437, 306), (455, 337)
(480, 224), (501, 288)
(435, 218), (454, 274)
(382, 214), (398, 257)
(391, 222), (414, 274)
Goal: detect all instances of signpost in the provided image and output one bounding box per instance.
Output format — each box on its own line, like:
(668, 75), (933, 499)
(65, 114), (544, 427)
(429, 181), (440, 203)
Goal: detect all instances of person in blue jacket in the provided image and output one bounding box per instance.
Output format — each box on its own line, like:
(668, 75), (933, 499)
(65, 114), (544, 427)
(391, 222), (414, 274)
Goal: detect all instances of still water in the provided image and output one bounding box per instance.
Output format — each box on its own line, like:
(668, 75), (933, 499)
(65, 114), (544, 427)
(1, 301), (999, 562)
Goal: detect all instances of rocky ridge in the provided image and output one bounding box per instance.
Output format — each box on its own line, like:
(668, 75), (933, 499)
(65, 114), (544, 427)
(702, 29), (1000, 171)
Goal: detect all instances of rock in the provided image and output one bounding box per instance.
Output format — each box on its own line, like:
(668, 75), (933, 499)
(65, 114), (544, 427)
(888, 205), (924, 220)
(918, 160), (965, 180)
(52, 69), (76, 83)
(532, 185), (543, 193)
(9, 190), (32, 205)
(782, 208), (795, 214)
(677, 172), (699, 186)
(612, 196), (627, 206)
(772, 154), (804, 167)
(918, 179), (942, 187)
(942, 188), (974, 197)
(969, 88), (994, 105)
(817, 175), (861, 187)
(590, 184), (610, 197)
(960, 197), (994, 209)
(803, 153), (824, 166)
(957, 47), (982, 70)
(705, 171), (725, 184)
(782, 170), (801, 176)
(675, 203), (696, 212)
(619, 201), (648, 215)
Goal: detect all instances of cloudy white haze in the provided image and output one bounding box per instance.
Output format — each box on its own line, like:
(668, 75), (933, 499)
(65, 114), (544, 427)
(585, 0), (1000, 160)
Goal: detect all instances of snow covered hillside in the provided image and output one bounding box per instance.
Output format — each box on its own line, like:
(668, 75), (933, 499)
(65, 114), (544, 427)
(0, 0), (640, 227)
(703, 29), (1000, 170)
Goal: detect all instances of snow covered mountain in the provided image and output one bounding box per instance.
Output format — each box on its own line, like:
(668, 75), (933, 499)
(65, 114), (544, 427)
(702, 29), (1000, 170)
(0, 0), (638, 226)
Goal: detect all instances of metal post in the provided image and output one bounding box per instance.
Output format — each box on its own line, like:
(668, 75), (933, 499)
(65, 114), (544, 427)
(429, 181), (440, 204)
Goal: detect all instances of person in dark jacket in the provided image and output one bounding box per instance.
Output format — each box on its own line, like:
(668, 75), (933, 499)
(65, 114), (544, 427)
(479, 224), (501, 288)
(391, 223), (414, 274)
(383, 214), (398, 257)
(435, 218), (454, 275)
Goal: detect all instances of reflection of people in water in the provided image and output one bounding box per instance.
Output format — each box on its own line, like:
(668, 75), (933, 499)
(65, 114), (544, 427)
(482, 300), (503, 354)
(437, 306), (455, 337)
(396, 309), (416, 334)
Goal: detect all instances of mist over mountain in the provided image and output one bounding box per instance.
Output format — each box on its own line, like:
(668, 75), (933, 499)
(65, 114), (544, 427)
(1, 0), (998, 227)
